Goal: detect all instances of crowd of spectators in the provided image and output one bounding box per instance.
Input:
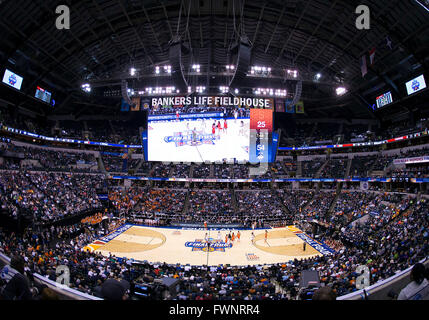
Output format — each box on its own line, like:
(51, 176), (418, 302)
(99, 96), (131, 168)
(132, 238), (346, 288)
(213, 164), (232, 179)
(192, 163), (212, 178)
(348, 155), (379, 178)
(187, 190), (236, 223)
(0, 176), (428, 300)
(301, 159), (324, 177)
(236, 190), (291, 226)
(2, 193), (427, 300)
(0, 171), (103, 223)
(319, 157), (348, 179)
(170, 163), (190, 178)
(276, 189), (315, 215)
(150, 162), (171, 178)
(300, 191), (336, 221)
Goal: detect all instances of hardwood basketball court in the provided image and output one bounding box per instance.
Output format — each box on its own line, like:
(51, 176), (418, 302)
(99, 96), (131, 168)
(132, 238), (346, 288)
(84, 225), (328, 266)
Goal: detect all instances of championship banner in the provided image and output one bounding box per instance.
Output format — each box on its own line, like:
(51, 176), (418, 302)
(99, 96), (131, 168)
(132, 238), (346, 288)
(295, 101), (304, 113)
(130, 97), (141, 111)
(142, 98), (150, 110)
(285, 100), (295, 113)
(120, 99), (130, 112)
(275, 99), (285, 112)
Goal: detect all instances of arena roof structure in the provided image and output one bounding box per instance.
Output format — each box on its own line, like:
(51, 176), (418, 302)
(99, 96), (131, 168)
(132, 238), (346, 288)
(0, 0), (428, 119)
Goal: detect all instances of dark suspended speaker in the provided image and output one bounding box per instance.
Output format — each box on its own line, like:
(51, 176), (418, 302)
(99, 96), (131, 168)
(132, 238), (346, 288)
(121, 80), (132, 105)
(229, 38), (251, 89)
(290, 80), (302, 106)
(169, 40), (188, 93)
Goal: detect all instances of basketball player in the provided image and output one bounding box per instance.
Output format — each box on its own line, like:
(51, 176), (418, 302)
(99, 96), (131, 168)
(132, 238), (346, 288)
(237, 230), (241, 242)
(186, 121), (190, 132)
(204, 220), (208, 230)
(264, 230), (268, 243)
(212, 123), (216, 136)
(223, 119), (228, 133)
(231, 232), (235, 242)
(251, 232), (255, 244)
(217, 230), (222, 241)
(217, 121), (222, 135)
(178, 132), (184, 147)
(201, 118), (206, 132)
(239, 120), (244, 136)
(192, 128), (197, 145)
(234, 109), (238, 123)
(204, 232), (209, 242)
(303, 242), (306, 252)
(176, 111), (180, 121)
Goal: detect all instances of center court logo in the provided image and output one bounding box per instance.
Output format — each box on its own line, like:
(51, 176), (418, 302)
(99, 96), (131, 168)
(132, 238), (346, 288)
(8, 74), (17, 86)
(164, 131), (219, 147)
(412, 79), (420, 92)
(185, 238), (232, 252)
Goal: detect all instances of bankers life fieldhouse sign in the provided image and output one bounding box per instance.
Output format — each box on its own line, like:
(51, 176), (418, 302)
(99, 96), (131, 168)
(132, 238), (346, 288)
(151, 96), (273, 108)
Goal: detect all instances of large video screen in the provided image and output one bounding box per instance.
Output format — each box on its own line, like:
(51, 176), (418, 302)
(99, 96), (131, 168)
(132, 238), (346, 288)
(2, 69), (23, 90)
(148, 111), (251, 162)
(405, 74), (426, 95)
(376, 91), (393, 109)
(35, 86), (52, 104)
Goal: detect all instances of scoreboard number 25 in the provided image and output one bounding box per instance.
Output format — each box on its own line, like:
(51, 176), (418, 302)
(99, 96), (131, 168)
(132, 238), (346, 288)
(257, 121), (266, 128)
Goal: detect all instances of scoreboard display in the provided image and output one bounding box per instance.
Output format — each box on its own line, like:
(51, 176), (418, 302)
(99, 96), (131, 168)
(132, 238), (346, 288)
(35, 86), (52, 104)
(145, 98), (274, 164)
(376, 91), (393, 109)
(249, 109), (273, 164)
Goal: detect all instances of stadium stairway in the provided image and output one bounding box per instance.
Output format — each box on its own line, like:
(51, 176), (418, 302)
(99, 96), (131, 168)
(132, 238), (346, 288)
(271, 188), (291, 215)
(182, 190), (191, 215)
(231, 189), (239, 213)
(345, 158), (352, 178)
(189, 164), (195, 178)
(328, 184), (343, 215)
(315, 158), (330, 179)
(297, 160), (303, 177)
(279, 161), (289, 178)
(301, 190), (317, 213)
(131, 158), (146, 173)
(367, 154), (380, 176)
(96, 153), (107, 173)
(209, 164), (214, 178)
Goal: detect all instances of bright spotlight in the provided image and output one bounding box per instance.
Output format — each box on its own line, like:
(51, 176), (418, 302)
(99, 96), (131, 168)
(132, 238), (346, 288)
(336, 87), (347, 96)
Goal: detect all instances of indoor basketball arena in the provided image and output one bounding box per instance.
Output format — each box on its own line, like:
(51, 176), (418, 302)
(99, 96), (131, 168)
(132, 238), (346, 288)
(0, 0), (428, 309)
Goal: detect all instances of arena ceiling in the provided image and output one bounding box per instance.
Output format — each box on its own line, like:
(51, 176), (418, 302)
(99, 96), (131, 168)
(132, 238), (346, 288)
(0, 0), (428, 120)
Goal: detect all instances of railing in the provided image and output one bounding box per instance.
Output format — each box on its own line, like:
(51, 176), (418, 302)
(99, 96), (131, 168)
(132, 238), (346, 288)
(0, 252), (102, 300)
(337, 257), (429, 300)
(1, 249), (427, 300)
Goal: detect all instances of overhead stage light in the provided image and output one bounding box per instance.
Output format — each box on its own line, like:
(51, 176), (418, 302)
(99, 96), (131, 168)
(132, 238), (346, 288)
(336, 87), (347, 96)
(81, 83), (91, 93)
